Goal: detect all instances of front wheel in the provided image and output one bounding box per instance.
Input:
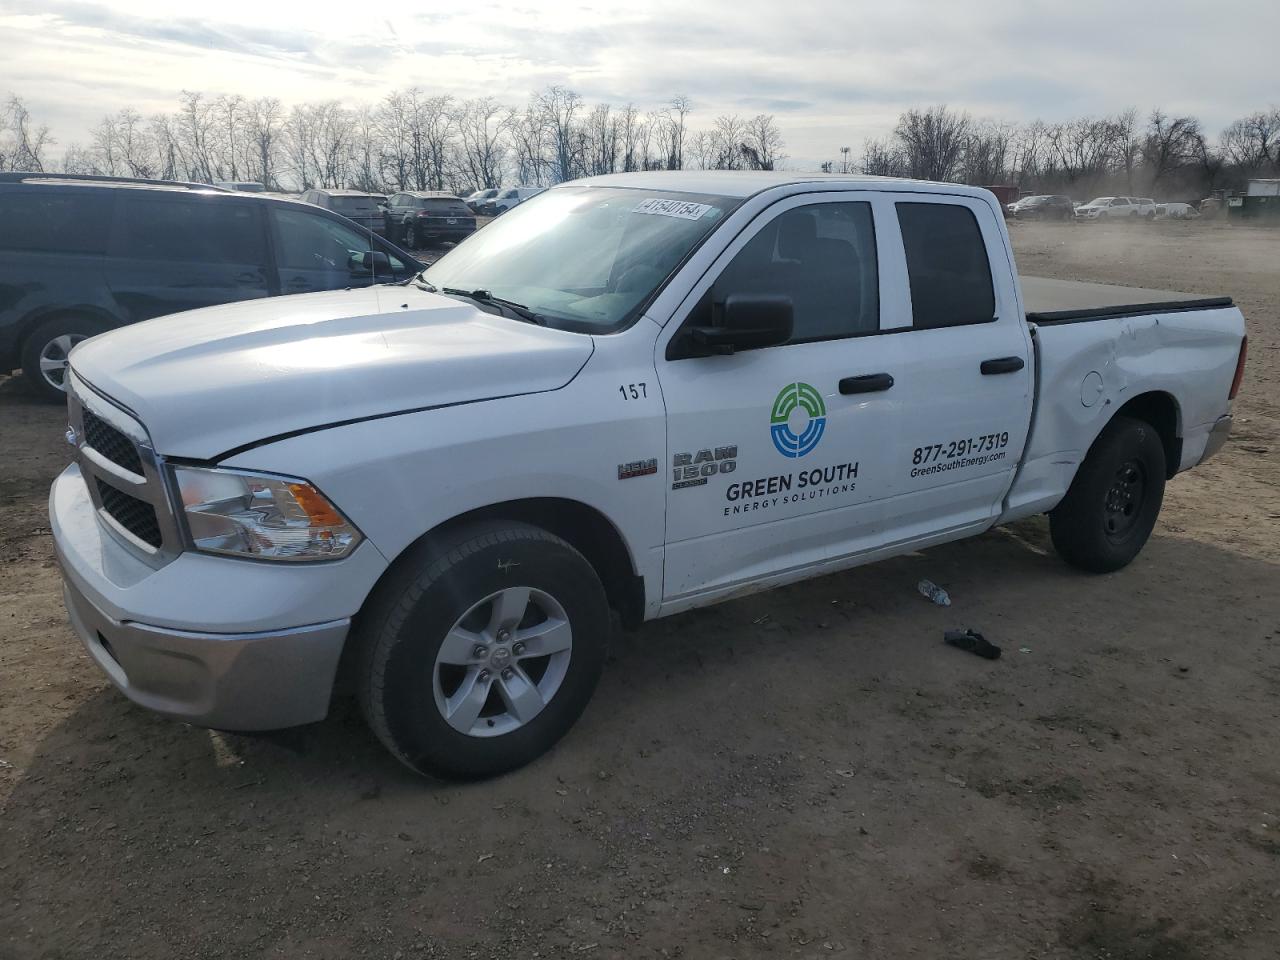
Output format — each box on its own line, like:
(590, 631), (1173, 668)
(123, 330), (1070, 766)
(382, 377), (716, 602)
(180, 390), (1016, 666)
(1049, 415), (1166, 573)
(356, 521), (609, 779)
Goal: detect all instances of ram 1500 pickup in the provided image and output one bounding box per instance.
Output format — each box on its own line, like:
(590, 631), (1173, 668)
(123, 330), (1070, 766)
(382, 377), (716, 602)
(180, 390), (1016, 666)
(50, 172), (1248, 778)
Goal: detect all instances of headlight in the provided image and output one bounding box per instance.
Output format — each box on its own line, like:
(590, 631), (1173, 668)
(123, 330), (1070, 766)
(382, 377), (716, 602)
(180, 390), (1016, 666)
(172, 466), (362, 561)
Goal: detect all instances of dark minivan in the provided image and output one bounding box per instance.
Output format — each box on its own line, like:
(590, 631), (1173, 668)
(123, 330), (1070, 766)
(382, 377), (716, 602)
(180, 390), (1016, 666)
(0, 174), (422, 400)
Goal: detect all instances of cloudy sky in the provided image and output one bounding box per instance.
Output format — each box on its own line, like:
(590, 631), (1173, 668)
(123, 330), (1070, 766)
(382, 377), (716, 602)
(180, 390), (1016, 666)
(0, 0), (1275, 169)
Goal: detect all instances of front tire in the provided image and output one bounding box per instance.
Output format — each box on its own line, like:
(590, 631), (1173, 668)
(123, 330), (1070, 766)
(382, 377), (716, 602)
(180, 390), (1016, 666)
(356, 521), (609, 780)
(1049, 416), (1166, 573)
(21, 316), (107, 402)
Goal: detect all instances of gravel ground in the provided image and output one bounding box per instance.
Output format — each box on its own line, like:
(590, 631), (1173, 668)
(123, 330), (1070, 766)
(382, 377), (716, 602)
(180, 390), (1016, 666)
(1, 219), (1278, 959)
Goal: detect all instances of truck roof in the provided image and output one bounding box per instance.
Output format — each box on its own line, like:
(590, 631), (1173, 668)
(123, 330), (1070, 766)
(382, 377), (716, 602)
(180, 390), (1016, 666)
(571, 170), (997, 201)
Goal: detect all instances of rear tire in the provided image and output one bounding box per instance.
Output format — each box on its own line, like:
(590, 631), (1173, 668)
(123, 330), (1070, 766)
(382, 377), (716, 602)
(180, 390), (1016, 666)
(1049, 416), (1166, 573)
(21, 316), (107, 402)
(356, 521), (609, 780)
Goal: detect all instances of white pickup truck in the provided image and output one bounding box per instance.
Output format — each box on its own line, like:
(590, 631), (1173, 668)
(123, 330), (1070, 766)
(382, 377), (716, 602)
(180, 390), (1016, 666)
(50, 172), (1247, 779)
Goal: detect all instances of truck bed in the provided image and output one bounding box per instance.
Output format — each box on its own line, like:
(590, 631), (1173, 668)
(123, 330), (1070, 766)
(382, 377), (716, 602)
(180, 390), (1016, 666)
(1022, 276), (1232, 324)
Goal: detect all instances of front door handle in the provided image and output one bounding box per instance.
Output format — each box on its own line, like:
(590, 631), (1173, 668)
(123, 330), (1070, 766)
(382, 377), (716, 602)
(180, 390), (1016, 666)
(235, 271), (263, 285)
(980, 356), (1025, 375)
(839, 373), (895, 394)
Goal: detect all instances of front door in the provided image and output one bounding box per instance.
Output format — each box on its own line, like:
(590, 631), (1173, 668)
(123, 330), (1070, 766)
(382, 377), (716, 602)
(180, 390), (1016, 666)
(270, 206), (410, 294)
(657, 194), (903, 606)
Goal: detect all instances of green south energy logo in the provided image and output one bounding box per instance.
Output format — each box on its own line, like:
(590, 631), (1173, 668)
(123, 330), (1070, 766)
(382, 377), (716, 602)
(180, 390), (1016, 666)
(770, 382), (826, 458)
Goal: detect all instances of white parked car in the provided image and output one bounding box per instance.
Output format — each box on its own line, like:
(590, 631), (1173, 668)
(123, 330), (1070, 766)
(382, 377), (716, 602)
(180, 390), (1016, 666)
(487, 185), (545, 215)
(1156, 202), (1200, 220)
(51, 172), (1247, 779)
(1075, 197), (1142, 220)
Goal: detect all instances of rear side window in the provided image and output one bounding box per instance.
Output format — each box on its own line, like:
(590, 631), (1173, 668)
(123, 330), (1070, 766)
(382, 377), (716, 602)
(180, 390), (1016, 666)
(422, 198), (471, 216)
(896, 202), (995, 329)
(0, 190), (113, 254)
(332, 196), (381, 216)
(706, 201), (879, 343)
(118, 195), (265, 265)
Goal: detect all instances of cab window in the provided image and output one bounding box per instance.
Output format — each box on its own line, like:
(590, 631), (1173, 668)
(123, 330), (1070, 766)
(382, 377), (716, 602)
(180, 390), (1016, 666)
(694, 201), (879, 344)
(896, 202), (995, 329)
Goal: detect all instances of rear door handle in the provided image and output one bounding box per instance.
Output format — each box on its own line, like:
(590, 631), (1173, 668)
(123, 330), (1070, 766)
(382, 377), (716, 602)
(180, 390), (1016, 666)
(839, 373), (895, 394)
(980, 356), (1025, 375)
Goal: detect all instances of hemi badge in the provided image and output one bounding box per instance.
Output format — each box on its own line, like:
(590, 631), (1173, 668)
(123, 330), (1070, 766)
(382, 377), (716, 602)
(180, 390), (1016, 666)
(617, 458), (658, 480)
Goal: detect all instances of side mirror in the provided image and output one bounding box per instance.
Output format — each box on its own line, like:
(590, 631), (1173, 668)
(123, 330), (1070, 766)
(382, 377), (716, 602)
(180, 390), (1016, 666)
(689, 295), (794, 355)
(360, 250), (390, 272)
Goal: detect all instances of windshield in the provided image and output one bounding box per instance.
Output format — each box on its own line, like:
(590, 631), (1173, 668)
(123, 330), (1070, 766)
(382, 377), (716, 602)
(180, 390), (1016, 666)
(423, 186), (737, 333)
(1087, 198), (1112, 206)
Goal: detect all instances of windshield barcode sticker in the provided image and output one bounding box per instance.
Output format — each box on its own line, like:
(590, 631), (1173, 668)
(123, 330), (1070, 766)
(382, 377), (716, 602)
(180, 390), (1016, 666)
(633, 198), (713, 220)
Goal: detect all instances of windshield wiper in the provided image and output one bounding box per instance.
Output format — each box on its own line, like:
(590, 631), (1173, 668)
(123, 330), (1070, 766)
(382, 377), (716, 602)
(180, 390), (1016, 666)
(407, 270), (436, 291)
(440, 287), (546, 326)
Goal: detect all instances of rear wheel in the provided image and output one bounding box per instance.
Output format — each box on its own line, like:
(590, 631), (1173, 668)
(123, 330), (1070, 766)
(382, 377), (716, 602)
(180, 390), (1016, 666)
(356, 521), (609, 780)
(1050, 416), (1166, 573)
(21, 316), (107, 402)
(401, 221), (417, 248)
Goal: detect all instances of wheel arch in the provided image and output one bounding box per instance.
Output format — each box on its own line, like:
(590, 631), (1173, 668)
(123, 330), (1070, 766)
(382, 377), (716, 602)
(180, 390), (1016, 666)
(388, 497), (644, 628)
(1107, 390), (1182, 478)
(18, 304), (122, 358)
(334, 497), (645, 698)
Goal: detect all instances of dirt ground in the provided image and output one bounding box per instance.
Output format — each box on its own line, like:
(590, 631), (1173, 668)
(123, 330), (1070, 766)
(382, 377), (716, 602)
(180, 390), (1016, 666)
(1, 220), (1277, 959)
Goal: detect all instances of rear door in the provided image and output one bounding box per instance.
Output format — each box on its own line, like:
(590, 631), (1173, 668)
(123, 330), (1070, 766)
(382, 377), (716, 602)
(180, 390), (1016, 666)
(105, 192), (273, 323)
(876, 194), (1032, 539)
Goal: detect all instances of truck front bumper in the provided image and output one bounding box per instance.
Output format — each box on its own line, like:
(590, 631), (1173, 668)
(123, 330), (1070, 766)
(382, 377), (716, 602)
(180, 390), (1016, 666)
(61, 578), (348, 730)
(50, 463), (386, 730)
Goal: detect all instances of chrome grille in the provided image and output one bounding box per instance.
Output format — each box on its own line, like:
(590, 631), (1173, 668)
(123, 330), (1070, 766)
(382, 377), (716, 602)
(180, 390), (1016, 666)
(95, 480), (163, 548)
(81, 407), (144, 475)
(67, 372), (181, 567)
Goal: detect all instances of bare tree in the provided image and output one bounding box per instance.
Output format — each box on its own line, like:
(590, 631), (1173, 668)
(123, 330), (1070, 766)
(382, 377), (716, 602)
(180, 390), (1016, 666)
(1, 95), (53, 172)
(456, 96), (505, 189)
(1142, 109), (1204, 185)
(584, 102), (619, 176)
(665, 95), (691, 170)
(894, 105), (971, 181)
(246, 97), (283, 188)
(1221, 108), (1280, 173)
(742, 114), (784, 170)
(536, 86), (583, 183)
(859, 136), (905, 177)
(709, 114), (747, 170)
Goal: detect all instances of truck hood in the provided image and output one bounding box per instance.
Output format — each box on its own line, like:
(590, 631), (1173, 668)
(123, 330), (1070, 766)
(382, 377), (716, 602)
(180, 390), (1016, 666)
(70, 286), (594, 459)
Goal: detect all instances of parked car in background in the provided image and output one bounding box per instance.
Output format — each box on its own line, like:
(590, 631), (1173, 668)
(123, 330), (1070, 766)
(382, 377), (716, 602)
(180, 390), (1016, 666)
(481, 186), (546, 216)
(1009, 195), (1075, 221)
(213, 181), (265, 192)
(1135, 198), (1157, 220)
(1156, 202), (1201, 220)
(0, 173), (421, 400)
(383, 191), (477, 248)
(463, 188), (499, 212)
(299, 188), (388, 236)
(1075, 197), (1140, 220)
